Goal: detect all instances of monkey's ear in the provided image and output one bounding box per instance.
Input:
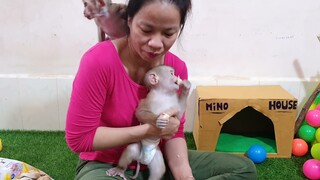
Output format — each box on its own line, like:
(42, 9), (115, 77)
(148, 73), (159, 85)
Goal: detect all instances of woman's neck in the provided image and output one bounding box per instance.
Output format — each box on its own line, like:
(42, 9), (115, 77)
(114, 37), (164, 85)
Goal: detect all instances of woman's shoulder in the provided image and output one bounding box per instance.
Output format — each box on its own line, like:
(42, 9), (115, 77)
(164, 52), (188, 79)
(165, 52), (187, 69)
(84, 41), (117, 58)
(81, 41), (121, 66)
(77, 41), (124, 79)
(165, 52), (186, 67)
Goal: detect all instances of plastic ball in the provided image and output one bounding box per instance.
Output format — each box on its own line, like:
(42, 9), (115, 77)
(298, 124), (316, 142)
(310, 103), (317, 110)
(302, 120), (308, 126)
(247, 145), (267, 164)
(292, 138), (308, 156)
(312, 139), (319, 146)
(306, 110), (320, 127)
(316, 128), (320, 142)
(303, 159), (320, 180)
(312, 143), (320, 160)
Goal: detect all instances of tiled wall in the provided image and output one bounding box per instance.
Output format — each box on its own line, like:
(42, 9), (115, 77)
(0, 76), (73, 131)
(0, 76), (318, 132)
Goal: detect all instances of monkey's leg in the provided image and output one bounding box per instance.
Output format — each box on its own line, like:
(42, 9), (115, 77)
(106, 143), (141, 180)
(147, 148), (165, 180)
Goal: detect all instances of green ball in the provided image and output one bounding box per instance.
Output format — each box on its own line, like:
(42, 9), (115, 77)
(311, 143), (320, 160)
(315, 93), (320, 105)
(298, 124), (316, 142)
(302, 120), (308, 126)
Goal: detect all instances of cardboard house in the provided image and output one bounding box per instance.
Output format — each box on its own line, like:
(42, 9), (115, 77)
(193, 85), (298, 158)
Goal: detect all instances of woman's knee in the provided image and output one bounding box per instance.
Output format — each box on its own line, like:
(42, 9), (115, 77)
(188, 151), (257, 179)
(232, 155), (257, 179)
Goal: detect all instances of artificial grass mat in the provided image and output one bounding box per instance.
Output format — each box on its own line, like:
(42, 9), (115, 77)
(0, 130), (78, 179)
(0, 130), (311, 179)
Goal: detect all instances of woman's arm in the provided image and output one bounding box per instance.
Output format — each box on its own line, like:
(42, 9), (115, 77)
(93, 124), (155, 150)
(164, 138), (194, 180)
(93, 120), (178, 150)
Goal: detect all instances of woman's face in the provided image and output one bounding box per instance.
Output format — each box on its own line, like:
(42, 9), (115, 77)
(128, 1), (181, 63)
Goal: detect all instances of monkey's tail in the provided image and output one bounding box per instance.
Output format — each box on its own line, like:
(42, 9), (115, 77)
(130, 162), (140, 179)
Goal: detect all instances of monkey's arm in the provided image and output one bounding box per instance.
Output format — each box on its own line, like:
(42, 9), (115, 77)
(179, 80), (191, 99)
(164, 138), (194, 179)
(136, 99), (180, 127)
(177, 80), (191, 118)
(135, 99), (158, 126)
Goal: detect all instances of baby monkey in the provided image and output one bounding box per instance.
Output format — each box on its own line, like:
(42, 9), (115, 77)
(106, 65), (191, 180)
(82, 0), (127, 40)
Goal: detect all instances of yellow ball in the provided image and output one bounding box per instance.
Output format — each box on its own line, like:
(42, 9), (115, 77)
(312, 139), (319, 146)
(316, 128), (320, 142)
(0, 138), (2, 152)
(311, 143), (320, 160)
(310, 103), (317, 110)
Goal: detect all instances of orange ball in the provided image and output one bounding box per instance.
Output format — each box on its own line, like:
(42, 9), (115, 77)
(292, 138), (309, 156)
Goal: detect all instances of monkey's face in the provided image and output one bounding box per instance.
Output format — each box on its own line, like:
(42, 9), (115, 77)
(159, 67), (180, 92)
(82, 0), (101, 19)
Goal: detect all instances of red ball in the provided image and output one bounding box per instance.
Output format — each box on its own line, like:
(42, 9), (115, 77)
(292, 138), (309, 156)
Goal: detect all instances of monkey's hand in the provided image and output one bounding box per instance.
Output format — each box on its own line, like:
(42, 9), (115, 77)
(180, 80), (191, 96)
(161, 116), (180, 140)
(106, 3), (127, 18)
(100, 3), (127, 39)
(156, 107), (179, 128)
(180, 80), (191, 90)
(156, 113), (170, 128)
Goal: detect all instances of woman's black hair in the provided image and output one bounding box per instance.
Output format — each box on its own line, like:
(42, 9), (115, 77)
(126, 0), (192, 35)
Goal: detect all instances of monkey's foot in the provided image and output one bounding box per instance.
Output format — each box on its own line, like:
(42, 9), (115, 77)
(106, 167), (128, 180)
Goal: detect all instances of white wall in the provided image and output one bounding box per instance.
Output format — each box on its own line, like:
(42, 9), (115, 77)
(0, 0), (320, 131)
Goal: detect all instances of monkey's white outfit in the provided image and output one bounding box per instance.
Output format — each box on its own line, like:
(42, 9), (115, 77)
(139, 138), (160, 164)
(139, 112), (170, 164)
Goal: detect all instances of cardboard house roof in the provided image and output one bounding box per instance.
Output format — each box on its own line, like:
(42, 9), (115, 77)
(197, 85), (296, 100)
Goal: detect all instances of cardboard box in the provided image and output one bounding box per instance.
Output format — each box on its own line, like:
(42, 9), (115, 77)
(193, 85), (298, 158)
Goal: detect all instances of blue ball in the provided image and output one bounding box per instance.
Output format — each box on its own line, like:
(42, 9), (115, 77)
(247, 145), (267, 164)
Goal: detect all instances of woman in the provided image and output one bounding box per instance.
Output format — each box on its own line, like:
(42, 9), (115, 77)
(66, 0), (258, 179)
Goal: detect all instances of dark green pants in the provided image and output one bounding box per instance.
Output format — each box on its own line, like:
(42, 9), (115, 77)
(75, 150), (257, 180)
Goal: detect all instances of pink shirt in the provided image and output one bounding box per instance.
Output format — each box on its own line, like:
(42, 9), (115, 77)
(65, 41), (188, 167)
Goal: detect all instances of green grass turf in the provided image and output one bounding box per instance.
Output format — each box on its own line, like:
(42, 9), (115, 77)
(0, 130), (78, 179)
(0, 131), (311, 179)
